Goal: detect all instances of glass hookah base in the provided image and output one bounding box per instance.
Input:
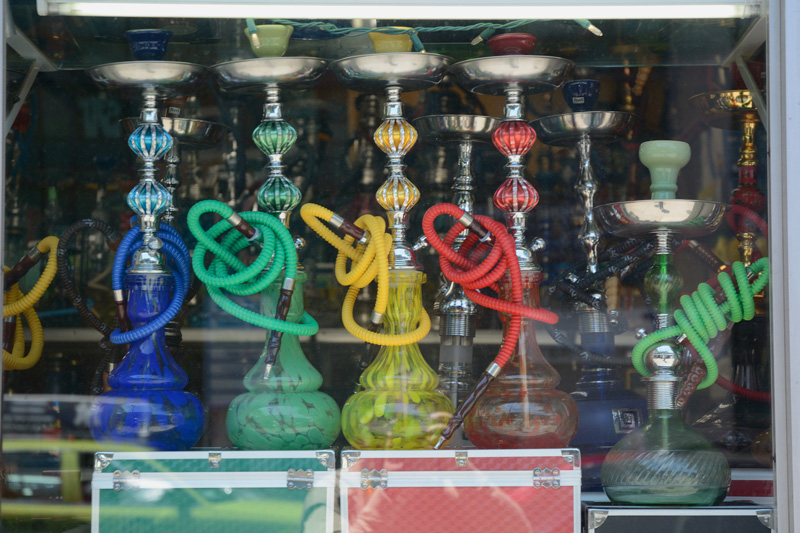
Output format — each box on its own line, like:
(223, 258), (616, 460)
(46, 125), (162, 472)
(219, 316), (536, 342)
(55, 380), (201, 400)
(226, 391), (341, 450)
(463, 389), (578, 449)
(90, 389), (204, 451)
(601, 450), (730, 506)
(342, 390), (454, 450)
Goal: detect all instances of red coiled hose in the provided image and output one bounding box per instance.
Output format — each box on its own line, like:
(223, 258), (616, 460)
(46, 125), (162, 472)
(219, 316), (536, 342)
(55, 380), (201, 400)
(422, 203), (558, 369)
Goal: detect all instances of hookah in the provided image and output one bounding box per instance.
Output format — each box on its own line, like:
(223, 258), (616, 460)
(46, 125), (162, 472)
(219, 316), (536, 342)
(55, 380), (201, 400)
(596, 140), (770, 505)
(530, 80), (646, 486)
(84, 60), (207, 450)
(198, 55), (340, 450)
(324, 51), (455, 449)
(690, 85), (771, 462)
(3, 236), (59, 370)
(430, 50), (578, 449)
(413, 114), (499, 447)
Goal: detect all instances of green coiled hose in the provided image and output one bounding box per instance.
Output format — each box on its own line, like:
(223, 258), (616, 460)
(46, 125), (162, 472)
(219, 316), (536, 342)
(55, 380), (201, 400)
(187, 200), (318, 336)
(632, 257), (769, 389)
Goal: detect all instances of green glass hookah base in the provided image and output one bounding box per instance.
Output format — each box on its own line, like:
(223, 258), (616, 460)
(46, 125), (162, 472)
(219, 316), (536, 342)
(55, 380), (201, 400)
(227, 391), (341, 450)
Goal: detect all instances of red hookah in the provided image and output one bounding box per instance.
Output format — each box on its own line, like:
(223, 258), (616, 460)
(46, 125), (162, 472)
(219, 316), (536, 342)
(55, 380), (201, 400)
(426, 119), (564, 449)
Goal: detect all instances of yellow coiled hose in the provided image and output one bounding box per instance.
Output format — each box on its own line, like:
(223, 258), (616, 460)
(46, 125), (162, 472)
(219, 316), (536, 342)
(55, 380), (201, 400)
(300, 203), (430, 345)
(3, 236), (59, 370)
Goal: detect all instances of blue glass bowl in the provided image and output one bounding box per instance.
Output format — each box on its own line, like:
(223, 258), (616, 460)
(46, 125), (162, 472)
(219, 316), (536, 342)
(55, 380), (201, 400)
(125, 29), (173, 61)
(564, 79), (601, 112)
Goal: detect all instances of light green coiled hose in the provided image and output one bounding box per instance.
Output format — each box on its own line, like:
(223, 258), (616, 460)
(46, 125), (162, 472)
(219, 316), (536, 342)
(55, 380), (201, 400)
(187, 200), (318, 336)
(632, 257), (769, 389)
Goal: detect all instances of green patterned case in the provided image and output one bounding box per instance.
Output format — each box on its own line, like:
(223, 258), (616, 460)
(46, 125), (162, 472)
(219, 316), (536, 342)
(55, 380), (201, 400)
(91, 450), (335, 533)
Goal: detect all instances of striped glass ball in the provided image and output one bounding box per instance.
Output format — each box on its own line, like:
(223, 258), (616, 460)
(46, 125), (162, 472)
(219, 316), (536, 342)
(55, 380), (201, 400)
(128, 123), (173, 161)
(492, 119), (536, 157)
(374, 118), (417, 156)
(253, 119), (297, 156)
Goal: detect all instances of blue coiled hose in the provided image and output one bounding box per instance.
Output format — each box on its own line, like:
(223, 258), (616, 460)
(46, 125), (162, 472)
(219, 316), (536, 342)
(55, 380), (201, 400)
(109, 223), (191, 345)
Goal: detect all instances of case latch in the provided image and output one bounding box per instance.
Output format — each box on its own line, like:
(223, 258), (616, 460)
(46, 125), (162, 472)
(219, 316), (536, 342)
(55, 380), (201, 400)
(343, 451), (361, 469)
(287, 468), (314, 490)
(757, 509), (774, 529)
(112, 470), (140, 491)
(455, 451), (468, 467)
(95, 453), (113, 472)
(316, 451), (334, 469)
(532, 467), (560, 489)
(208, 452), (222, 468)
(360, 468), (388, 490)
(587, 509), (608, 529)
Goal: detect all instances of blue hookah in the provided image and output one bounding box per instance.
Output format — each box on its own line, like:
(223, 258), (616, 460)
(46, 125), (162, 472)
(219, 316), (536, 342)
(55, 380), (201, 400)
(89, 87), (204, 450)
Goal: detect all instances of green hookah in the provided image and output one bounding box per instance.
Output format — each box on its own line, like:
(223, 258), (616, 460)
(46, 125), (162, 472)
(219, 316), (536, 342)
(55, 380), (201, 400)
(596, 140), (770, 505)
(189, 64), (339, 450)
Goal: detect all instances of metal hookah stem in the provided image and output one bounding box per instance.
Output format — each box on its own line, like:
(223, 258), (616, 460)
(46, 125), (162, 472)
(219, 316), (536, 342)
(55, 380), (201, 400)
(374, 86), (421, 271)
(576, 133), (600, 274)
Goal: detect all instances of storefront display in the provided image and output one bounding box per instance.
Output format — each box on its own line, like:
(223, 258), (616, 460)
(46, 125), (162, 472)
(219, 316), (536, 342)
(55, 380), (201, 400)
(3, 2), (796, 531)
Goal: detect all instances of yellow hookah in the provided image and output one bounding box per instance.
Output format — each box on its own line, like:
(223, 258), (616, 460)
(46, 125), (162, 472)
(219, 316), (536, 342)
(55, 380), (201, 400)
(310, 53), (455, 449)
(3, 236), (59, 370)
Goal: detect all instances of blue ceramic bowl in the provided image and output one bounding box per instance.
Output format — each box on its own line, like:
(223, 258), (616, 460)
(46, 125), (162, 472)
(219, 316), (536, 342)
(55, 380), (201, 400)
(563, 79), (600, 112)
(125, 29), (173, 61)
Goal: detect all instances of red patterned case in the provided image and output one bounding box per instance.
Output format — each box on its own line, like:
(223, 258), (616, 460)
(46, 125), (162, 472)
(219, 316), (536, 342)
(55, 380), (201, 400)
(339, 449), (581, 533)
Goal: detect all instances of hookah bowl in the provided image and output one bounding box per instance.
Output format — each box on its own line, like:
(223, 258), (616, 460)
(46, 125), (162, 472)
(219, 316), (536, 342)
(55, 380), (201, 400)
(211, 57), (341, 450)
(244, 24), (293, 57)
(125, 29), (172, 61)
(562, 79), (600, 112)
(594, 170), (731, 504)
(330, 52), (456, 449)
(414, 114), (499, 447)
(486, 33), (537, 56)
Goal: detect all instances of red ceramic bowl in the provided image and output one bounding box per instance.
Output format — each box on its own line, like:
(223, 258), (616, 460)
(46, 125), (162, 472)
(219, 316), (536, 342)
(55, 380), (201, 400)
(487, 33), (537, 56)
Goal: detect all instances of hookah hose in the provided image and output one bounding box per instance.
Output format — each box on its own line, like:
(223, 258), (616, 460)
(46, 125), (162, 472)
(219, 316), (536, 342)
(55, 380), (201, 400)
(188, 200), (318, 375)
(422, 203), (558, 448)
(3, 236), (60, 370)
(543, 238), (655, 365)
(57, 218), (123, 395)
(56, 219), (121, 338)
(109, 223), (191, 345)
(632, 258), (770, 391)
(301, 203), (429, 345)
(301, 203), (430, 383)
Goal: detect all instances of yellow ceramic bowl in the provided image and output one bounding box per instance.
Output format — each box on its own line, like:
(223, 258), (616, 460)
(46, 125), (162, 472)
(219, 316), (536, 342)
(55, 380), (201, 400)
(368, 27), (413, 53)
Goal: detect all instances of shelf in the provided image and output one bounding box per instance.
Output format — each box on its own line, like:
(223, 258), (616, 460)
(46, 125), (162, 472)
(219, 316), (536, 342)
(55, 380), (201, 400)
(7, 6), (761, 70)
(35, 327), (640, 347)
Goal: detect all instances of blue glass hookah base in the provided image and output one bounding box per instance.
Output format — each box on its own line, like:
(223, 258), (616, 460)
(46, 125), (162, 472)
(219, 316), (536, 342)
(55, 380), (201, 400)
(570, 332), (648, 490)
(90, 389), (204, 451)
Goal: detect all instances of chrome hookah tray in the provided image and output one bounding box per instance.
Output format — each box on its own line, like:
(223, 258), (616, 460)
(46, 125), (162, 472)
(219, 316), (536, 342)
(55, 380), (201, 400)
(449, 55), (574, 96)
(594, 200), (728, 239)
(531, 111), (636, 146)
(413, 114), (500, 144)
(87, 61), (207, 94)
(121, 117), (229, 149)
(690, 90), (759, 130)
(329, 53), (452, 93)
(211, 57), (328, 91)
